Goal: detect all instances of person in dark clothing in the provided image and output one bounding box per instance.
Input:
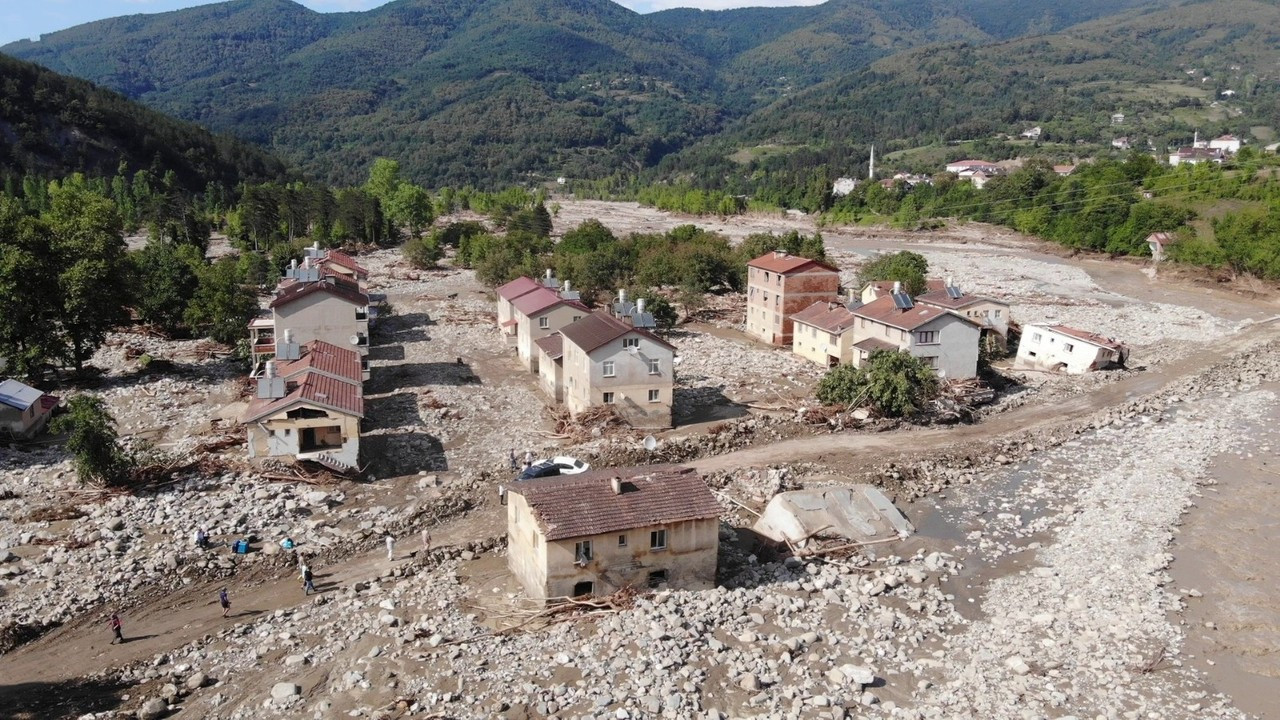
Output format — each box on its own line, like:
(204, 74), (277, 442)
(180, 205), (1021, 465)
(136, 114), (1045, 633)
(109, 613), (124, 644)
(219, 588), (231, 617)
(302, 566), (315, 596)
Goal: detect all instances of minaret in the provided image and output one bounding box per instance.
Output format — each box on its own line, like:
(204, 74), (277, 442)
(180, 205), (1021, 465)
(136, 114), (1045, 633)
(1193, 130), (1199, 147)
(868, 144), (876, 180)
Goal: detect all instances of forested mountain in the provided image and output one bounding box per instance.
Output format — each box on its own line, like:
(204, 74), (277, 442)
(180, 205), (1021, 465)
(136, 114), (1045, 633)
(0, 54), (291, 193)
(2, 0), (1182, 187)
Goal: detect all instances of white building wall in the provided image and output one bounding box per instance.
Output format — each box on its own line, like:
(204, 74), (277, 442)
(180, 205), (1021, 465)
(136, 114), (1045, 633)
(907, 315), (980, 379)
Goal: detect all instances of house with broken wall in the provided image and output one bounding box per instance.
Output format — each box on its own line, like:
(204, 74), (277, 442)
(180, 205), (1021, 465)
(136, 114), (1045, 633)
(240, 347), (364, 474)
(1014, 324), (1129, 374)
(558, 311), (676, 429)
(505, 465), (721, 602)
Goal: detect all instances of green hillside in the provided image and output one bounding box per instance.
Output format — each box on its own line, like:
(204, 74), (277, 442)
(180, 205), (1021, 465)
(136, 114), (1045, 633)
(1, 0), (1182, 187)
(0, 53), (290, 193)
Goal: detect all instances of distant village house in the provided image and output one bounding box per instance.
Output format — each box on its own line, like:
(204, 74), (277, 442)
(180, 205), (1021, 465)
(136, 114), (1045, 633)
(506, 465), (721, 602)
(0, 379), (58, 440)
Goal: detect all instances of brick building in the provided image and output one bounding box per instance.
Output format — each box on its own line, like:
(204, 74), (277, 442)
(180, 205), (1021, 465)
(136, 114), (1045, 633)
(744, 251), (840, 346)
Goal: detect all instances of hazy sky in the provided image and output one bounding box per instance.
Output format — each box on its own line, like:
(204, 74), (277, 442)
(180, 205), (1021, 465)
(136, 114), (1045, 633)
(0, 0), (826, 46)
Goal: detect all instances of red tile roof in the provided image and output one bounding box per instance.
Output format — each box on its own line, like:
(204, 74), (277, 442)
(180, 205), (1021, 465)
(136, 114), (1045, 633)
(559, 311), (675, 354)
(510, 287), (589, 317)
(320, 250), (368, 277)
(243, 370), (364, 423)
(510, 465), (721, 541)
(496, 276), (543, 301)
(747, 251), (838, 275)
(269, 277), (368, 310)
(914, 287), (1007, 311)
(1046, 325), (1125, 351)
(851, 295), (966, 331)
(534, 334), (564, 360)
(1145, 232), (1176, 245)
(276, 341), (363, 384)
(791, 301), (858, 334)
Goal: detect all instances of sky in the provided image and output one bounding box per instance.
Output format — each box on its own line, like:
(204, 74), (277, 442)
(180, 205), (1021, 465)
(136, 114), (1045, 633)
(0, 0), (826, 47)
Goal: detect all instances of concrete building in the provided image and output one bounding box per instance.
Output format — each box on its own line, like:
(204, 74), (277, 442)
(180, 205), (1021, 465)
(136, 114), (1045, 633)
(241, 354), (364, 473)
(790, 300), (860, 367)
(252, 274), (371, 366)
(305, 243), (369, 288)
(495, 276), (543, 338)
(860, 278), (945, 305)
(945, 160), (1001, 174)
(745, 251), (840, 346)
(1014, 325), (1129, 374)
(534, 334), (565, 403)
(1168, 147), (1224, 166)
(1209, 134), (1242, 154)
(559, 312), (675, 429)
(1146, 232), (1177, 261)
(914, 280), (1012, 348)
(505, 465), (721, 602)
(848, 284), (981, 378)
(0, 379), (58, 440)
(512, 287), (588, 373)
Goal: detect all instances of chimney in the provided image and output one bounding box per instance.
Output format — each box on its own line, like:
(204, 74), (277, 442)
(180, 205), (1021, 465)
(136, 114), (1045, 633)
(636, 298), (645, 314)
(610, 476), (622, 495)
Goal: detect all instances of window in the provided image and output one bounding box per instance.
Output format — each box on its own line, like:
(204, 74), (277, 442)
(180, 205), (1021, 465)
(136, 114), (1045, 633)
(647, 359), (660, 375)
(994, 310), (1002, 318)
(618, 534), (627, 547)
(647, 570), (669, 588)
(920, 356), (938, 368)
(574, 540), (593, 563)
(774, 296), (779, 308)
(572, 315), (581, 322)
(861, 318), (867, 328)
(538, 316), (550, 329)
(1031, 332), (1042, 343)
(763, 292), (769, 302)
(623, 338), (639, 349)
(1063, 343), (1075, 352)
(650, 529), (667, 550)
(829, 333), (838, 345)
(883, 324), (890, 337)
(602, 360), (615, 377)
(812, 326), (817, 338)
(603, 392), (615, 404)
(764, 271), (770, 282)
(572, 580), (594, 596)
(648, 389), (660, 403)
(917, 331), (938, 344)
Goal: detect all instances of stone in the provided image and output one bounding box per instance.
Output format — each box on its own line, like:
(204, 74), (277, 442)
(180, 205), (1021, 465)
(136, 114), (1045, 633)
(137, 698), (167, 720)
(270, 682), (301, 701)
(104, 517), (125, 532)
(739, 673), (761, 692)
(1005, 656), (1031, 675)
(283, 655), (307, 667)
(186, 673), (207, 690)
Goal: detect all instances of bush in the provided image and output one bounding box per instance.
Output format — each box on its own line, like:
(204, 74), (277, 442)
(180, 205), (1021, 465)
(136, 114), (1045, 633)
(816, 351), (939, 417)
(403, 233), (442, 269)
(856, 251), (930, 296)
(51, 395), (133, 487)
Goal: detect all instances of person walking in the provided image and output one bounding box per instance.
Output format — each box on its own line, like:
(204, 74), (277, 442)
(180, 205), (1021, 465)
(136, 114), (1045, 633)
(218, 588), (231, 618)
(301, 565), (315, 596)
(109, 612), (124, 644)
(194, 528), (208, 549)
(385, 534), (395, 561)
(523, 449), (534, 468)
(508, 448), (518, 471)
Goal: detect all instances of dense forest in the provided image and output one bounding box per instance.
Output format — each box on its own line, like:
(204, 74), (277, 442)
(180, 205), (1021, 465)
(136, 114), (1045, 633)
(2, 0), (1199, 187)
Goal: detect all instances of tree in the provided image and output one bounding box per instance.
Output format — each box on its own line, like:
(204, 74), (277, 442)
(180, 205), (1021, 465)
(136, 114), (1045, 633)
(386, 183), (434, 236)
(45, 176), (131, 371)
(185, 256), (257, 345)
(129, 241), (204, 332)
(403, 233), (442, 269)
(52, 395), (132, 486)
(856, 251), (930, 296)
(815, 351), (939, 417)
(364, 158), (402, 204)
(0, 197), (60, 377)
(644, 295), (678, 333)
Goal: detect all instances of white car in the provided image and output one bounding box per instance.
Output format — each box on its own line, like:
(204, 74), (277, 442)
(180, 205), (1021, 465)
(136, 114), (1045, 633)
(549, 456), (590, 474)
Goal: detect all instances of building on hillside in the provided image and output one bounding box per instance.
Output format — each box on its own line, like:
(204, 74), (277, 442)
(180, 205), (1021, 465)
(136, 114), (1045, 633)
(1111, 112), (1125, 125)
(0, 379), (58, 440)
(495, 276), (543, 338)
(965, 170), (995, 189)
(513, 286), (589, 373)
(831, 177), (859, 197)
(790, 299), (860, 367)
(1209, 134), (1242, 154)
(1053, 164), (1077, 176)
(241, 358), (364, 473)
(848, 284), (981, 378)
(914, 279), (1012, 348)
(744, 251), (840, 346)
(1169, 147), (1224, 166)
(559, 312), (675, 428)
(1146, 232), (1177, 261)
(506, 465), (721, 602)
(1112, 137), (1131, 150)
(1014, 325), (1129, 374)
(1021, 126), (1042, 139)
(251, 272), (371, 367)
(860, 278), (945, 305)
(944, 160), (1001, 174)
(535, 334), (565, 403)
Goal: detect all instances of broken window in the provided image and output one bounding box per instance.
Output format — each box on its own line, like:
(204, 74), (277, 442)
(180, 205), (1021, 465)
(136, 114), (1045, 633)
(650, 529), (667, 550)
(574, 540), (592, 564)
(572, 581), (594, 597)
(603, 392), (615, 404)
(647, 570), (669, 588)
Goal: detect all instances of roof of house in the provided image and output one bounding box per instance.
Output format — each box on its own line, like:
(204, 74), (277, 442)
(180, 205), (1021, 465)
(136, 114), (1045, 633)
(947, 159), (1000, 169)
(851, 294), (969, 331)
(863, 278), (947, 295)
(1043, 325), (1126, 351)
(747, 251), (838, 275)
(915, 287), (1008, 311)
(790, 301), (858, 334)
(508, 465), (721, 541)
(320, 250), (368, 277)
(243, 371), (364, 424)
(559, 311), (675, 353)
(1214, 134), (1238, 141)
(275, 341), (363, 384)
(534, 334), (564, 361)
(510, 287), (588, 317)
(0, 379), (44, 411)
(1053, 165), (1077, 174)
(852, 338), (900, 353)
(496, 276), (543, 302)
(269, 276), (368, 310)
(1146, 232), (1176, 245)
